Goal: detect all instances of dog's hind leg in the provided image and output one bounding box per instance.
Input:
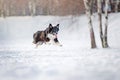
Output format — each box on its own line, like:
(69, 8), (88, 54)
(35, 41), (43, 48)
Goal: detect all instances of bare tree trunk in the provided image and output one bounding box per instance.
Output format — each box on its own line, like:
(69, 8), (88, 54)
(23, 8), (26, 16)
(84, 0), (97, 48)
(29, 0), (36, 16)
(104, 0), (109, 48)
(6, 3), (9, 16)
(48, 0), (52, 15)
(0, 0), (4, 17)
(0, 0), (1, 17)
(3, 1), (6, 18)
(32, 0), (36, 16)
(97, 0), (104, 47)
(9, 1), (14, 16)
(97, 0), (109, 48)
(90, 0), (95, 15)
(115, 0), (119, 12)
(28, 0), (32, 15)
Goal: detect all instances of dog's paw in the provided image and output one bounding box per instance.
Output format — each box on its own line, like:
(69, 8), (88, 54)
(59, 44), (63, 47)
(55, 43), (62, 47)
(48, 43), (51, 45)
(35, 46), (39, 48)
(45, 42), (51, 45)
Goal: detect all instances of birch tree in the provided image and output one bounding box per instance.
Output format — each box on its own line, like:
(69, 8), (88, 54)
(84, 0), (97, 48)
(29, 0), (36, 16)
(97, 0), (104, 47)
(3, 0), (6, 17)
(115, 0), (119, 12)
(104, 0), (109, 48)
(97, 0), (109, 48)
(0, 0), (2, 16)
(0, 0), (5, 17)
(90, 0), (95, 14)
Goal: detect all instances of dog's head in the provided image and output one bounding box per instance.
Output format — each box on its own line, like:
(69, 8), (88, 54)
(50, 24), (59, 35)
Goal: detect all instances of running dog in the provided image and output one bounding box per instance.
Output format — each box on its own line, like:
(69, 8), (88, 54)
(33, 24), (62, 48)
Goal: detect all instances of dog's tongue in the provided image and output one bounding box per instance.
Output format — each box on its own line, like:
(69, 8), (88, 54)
(55, 34), (57, 38)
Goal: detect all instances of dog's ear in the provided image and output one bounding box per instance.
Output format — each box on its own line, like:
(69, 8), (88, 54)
(56, 24), (59, 28)
(49, 24), (52, 28)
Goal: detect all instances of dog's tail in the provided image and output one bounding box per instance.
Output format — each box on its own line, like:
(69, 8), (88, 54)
(32, 33), (37, 44)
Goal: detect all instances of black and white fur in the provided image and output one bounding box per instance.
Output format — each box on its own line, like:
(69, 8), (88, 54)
(33, 24), (62, 48)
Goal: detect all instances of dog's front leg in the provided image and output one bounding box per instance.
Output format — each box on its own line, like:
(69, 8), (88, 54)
(55, 42), (62, 47)
(53, 38), (62, 47)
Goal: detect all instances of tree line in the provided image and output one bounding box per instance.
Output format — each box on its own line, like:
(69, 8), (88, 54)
(0, 0), (84, 17)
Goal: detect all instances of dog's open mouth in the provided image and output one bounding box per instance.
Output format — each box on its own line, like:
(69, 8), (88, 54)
(53, 34), (57, 38)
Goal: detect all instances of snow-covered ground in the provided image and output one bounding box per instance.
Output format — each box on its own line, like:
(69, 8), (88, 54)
(0, 13), (120, 80)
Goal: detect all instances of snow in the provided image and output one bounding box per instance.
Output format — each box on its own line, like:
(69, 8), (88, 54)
(0, 13), (120, 80)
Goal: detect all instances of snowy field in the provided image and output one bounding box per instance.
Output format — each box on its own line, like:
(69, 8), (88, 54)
(0, 13), (120, 80)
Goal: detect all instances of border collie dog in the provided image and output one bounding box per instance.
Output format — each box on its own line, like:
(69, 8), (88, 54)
(33, 24), (62, 48)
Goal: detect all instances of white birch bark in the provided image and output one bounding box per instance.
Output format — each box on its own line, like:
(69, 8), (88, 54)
(97, 0), (104, 47)
(84, 0), (97, 48)
(104, 0), (109, 48)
